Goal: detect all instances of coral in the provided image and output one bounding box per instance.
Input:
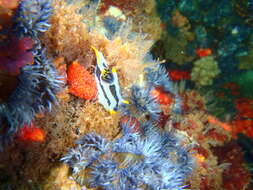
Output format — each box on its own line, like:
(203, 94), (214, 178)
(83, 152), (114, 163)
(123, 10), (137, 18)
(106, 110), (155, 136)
(99, 3), (159, 41)
(154, 0), (253, 73)
(61, 124), (193, 189)
(235, 98), (253, 119)
(133, 13), (162, 41)
(171, 10), (190, 29)
(181, 90), (206, 112)
(238, 45), (253, 70)
(200, 87), (237, 121)
(168, 70), (191, 81)
(42, 164), (83, 190)
(232, 119), (253, 138)
(129, 0), (162, 41)
(67, 61), (97, 100)
(102, 16), (123, 39)
(233, 70), (253, 99)
(145, 64), (174, 93)
(169, 89), (233, 190)
(191, 56), (220, 86)
(120, 115), (141, 134)
(0, 71), (19, 101)
(195, 48), (212, 57)
(229, 98), (253, 138)
(0, 98), (89, 186)
(42, 0), (152, 88)
(41, 0), (93, 65)
(237, 133), (253, 176)
(152, 31), (195, 65)
(213, 142), (252, 190)
(75, 101), (120, 139)
(101, 0), (163, 41)
(15, 96), (118, 186)
(0, 1), (163, 186)
(1, 1), (252, 189)
(104, 36), (151, 87)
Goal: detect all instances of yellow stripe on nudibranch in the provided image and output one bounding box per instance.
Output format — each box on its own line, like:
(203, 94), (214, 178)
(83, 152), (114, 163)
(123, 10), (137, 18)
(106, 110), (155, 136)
(91, 46), (101, 66)
(102, 69), (107, 75)
(112, 67), (116, 73)
(122, 100), (129, 104)
(109, 110), (117, 115)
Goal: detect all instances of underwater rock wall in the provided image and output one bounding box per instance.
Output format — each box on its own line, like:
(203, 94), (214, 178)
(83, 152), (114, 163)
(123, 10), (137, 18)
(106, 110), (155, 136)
(0, 0), (252, 190)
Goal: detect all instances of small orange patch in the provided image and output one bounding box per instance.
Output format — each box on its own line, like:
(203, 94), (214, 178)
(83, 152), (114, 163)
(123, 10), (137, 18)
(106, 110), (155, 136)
(193, 153), (205, 165)
(160, 22), (166, 29)
(168, 70), (190, 81)
(207, 115), (232, 132)
(232, 119), (253, 138)
(18, 123), (45, 142)
(151, 87), (173, 105)
(67, 61), (97, 100)
(195, 48), (212, 57)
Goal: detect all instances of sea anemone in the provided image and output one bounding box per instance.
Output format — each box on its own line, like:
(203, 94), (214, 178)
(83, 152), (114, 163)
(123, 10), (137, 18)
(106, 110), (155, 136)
(0, 47), (63, 150)
(0, 0), (62, 150)
(125, 85), (161, 121)
(145, 64), (182, 113)
(61, 123), (193, 189)
(12, 0), (53, 39)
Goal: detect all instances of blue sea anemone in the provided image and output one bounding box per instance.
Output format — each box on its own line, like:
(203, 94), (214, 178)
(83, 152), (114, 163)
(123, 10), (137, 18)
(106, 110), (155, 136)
(12, 0), (53, 39)
(0, 0), (61, 150)
(128, 85), (161, 121)
(145, 64), (174, 93)
(145, 64), (182, 113)
(62, 123), (193, 189)
(0, 46), (63, 150)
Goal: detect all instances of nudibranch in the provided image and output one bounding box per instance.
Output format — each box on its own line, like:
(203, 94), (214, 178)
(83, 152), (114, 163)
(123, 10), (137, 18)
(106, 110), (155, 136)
(91, 46), (129, 114)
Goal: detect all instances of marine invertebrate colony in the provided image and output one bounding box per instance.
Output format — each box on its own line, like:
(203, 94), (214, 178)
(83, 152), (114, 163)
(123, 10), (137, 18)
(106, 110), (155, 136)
(62, 122), (193, 190)
(62, 43), (191, 188)
(0, 47), (62, 149)
(191, 56), (220, 86)
(0, 0), (62, 150)
(145, 64), (182, 113)
(1, 0), (252, 189)
(126, 84), (161, 121)
(12, 0), (53, 39)
(67, 60), (97, 100)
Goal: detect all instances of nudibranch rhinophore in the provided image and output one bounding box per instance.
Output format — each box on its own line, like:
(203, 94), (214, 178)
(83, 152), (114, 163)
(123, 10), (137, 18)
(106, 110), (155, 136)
(91, 46), (129, 114)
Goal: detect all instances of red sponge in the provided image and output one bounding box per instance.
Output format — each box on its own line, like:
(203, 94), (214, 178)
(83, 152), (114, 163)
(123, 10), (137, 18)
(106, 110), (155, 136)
(67, 61), (97, 100)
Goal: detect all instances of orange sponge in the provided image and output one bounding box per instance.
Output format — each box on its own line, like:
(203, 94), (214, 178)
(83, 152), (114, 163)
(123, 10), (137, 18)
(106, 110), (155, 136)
(67, 61), (97, 100)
